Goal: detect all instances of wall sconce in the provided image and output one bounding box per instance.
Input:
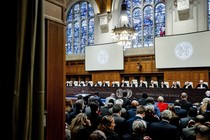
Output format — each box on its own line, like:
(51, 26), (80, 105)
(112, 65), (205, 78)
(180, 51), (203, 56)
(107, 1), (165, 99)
(137, 63), (142, 71)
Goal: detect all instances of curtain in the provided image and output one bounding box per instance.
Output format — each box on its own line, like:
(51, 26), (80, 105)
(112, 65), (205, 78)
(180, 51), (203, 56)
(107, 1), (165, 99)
(13, 0), (44, 140)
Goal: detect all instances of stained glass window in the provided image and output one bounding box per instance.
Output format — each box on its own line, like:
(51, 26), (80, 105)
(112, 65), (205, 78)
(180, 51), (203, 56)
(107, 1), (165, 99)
(124, 0), (165, 47)
(66, 2), (94, 55)
(208, 0), (210, 30)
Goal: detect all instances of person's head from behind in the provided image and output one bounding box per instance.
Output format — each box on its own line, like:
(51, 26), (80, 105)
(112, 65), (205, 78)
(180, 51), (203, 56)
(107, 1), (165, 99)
(157, 96), (164, 102)
(146, 97), (155, 105)
(188, 106), (198, 117)
(174, 99), (181, 106)
(131, 100), (139, 108)
(136, 105), (146, 116)
(195, 124), (210, 140)
(161, 110), (172, 121)
(70, 113), (90, 132)
(195, 115), (206, 125)
(89, 130), (106, 140)
(112, 104), (122, 114)
(90, 101), (99, 113)
(98, 115), (115, 131)
(123, 90), (127, 97)
(142, 93), (148, 99)
(115, 99), (124, 106)
(181, 92), (188, 100)
(75, 99), (84, 111)
(132, 119), (147, 135)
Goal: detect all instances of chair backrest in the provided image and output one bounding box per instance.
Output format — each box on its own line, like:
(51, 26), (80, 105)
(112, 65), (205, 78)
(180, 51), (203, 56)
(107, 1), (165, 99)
(124, 81), (129, 86)
(185, 81), (193, 88)
(105, 81), (110, 87)
(132, 79), (138, 87)
(143, 81), (148, 87)
(164, 82), (169, 88)
(89, 81), (93, 86)
(204, 82), (208, 87)
(115, 81), (120, 87)
(153, 81), (158, 87)
(98, 81), (102, 86)
(176, 81), (180, 86)
(74, 81), (78, 86)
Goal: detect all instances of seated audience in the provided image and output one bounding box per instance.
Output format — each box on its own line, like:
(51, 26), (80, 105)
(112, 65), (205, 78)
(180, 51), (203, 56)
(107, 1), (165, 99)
(149, 110), (179, 140)
(182, 115), (206, 140)
(138, 93), (148, 106)
(122, 119), (151, 140)
(195, 124), (210, 140)
(180, 92), (192, 112)
(112, 104), (126, 138)
(125, 105), (147, 135)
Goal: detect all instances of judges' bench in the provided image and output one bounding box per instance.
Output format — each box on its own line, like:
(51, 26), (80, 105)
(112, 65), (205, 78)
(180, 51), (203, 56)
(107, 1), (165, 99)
(66, 86), (208, 103)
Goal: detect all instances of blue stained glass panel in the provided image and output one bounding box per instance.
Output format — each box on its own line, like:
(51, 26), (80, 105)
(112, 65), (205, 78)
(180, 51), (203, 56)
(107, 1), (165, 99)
(88, 4), (94, 16)
(125, 0), (132, 10)
(88, 18), (94, 45)
(144, 0), (152, 5)
(66, 2), (94, 55)
(124, 0), (165, 48)
(143, 6), (153, 26)
(67, 9), (73, 22)
(132, 0), (141, 7)
(73, 4), (80, 21)
(81, 2), (87, 19)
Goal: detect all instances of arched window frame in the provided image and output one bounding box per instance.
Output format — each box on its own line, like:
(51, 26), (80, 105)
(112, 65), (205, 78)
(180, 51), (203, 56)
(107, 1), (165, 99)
(123, 0), (166, 48)
(66, 1), (95, 55)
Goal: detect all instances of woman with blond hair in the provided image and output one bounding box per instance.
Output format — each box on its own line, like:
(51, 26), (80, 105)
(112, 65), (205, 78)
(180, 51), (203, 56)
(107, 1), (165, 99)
(69, 113), (92, 140)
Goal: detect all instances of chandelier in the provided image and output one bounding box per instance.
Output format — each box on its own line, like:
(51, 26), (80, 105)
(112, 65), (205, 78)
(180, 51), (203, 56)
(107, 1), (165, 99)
(111, 4), (137, 49)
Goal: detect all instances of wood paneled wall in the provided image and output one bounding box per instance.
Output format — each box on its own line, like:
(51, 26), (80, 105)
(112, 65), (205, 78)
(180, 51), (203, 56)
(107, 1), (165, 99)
(66, 55), (210, 87)
(45, 0), (66, 140)
(164, 69), (209, 88)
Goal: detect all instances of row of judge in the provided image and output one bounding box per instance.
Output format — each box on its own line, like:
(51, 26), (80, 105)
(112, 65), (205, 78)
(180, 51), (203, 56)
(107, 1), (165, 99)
(66, 79), (208, 89)
(118, 79), (209, 89)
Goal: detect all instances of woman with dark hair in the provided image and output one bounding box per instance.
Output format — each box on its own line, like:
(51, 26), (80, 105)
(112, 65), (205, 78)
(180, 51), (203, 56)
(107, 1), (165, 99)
(98, 115), (120, 140)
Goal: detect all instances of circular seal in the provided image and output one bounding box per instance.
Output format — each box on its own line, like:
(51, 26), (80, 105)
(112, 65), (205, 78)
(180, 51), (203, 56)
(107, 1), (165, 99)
(175, 42), (193, 60)
(97, 50), (109, 64)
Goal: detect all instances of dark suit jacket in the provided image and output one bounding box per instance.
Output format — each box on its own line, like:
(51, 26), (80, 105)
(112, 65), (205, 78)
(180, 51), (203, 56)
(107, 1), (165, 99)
(196, 83), (208, 89)
(149, 120), (179, 140)
(125, 116), (145, 134)
(112, 114), (126, 137)
(120, 83), (127, 87)
(148, 83), (157, 88)
(101, 83), (108, 87)
(159, 84), (167, 88)
(174, 106), (187, 118)
(183, 85), (192, 89)
(139, 83), (146, 88)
